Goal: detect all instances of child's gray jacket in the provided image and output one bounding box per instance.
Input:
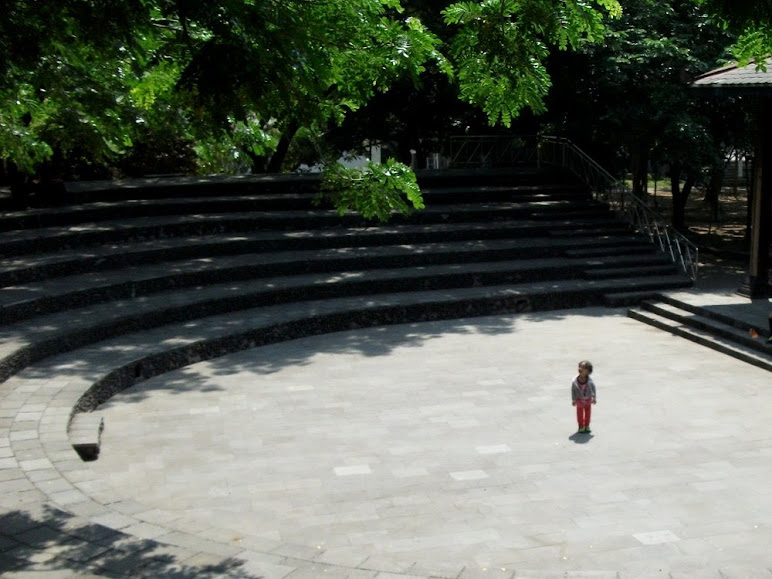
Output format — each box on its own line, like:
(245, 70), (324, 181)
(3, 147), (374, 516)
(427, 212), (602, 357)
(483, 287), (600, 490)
(571, 377), (597, 402)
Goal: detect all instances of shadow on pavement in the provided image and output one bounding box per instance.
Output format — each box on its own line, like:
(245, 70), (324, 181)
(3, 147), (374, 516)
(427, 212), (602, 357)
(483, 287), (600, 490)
(0, 506), (263, 578)
(568, 432), (594, 444)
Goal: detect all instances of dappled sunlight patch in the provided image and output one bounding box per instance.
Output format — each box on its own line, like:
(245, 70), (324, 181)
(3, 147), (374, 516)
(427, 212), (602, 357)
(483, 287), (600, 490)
(159, 337), (199, 346)
(50, 359), (93, 372)
(97, 344), (144, 353)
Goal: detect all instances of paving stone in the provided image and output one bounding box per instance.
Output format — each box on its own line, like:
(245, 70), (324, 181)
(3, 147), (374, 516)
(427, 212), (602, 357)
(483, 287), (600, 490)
(108, 500), (151, 516)
(281, 565), (354, 579)
(65, 523), (126, 547)
(11, 449), (46, 463)
(10, 439), (43, 451)
(88, 512), (138, 530)
(0, 513), (45, 537)
(0, 461), (21, 474)
(3, 543), (60, 565)
(3, 488), (47, 506)
(54, 538), (112, 564)
(60, 500), (110, 519)
(0, 478), (35, 493)
(134, 508), (180, 525)
(122, 521), (170, 540)
(14, 524), (65, 547)
(51, 460), (89, 473)
(160, 531), (242, 558)
(88, 547), (156, 575)
(0, 533), (22, 553)
(221, 556), (297, 579)
(18, 458), (54, 471)
(35, 477), (78, 494)
(48, 489), (89, 506)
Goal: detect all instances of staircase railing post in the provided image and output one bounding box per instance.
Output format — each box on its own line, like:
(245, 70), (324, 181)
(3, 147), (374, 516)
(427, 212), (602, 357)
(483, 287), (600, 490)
(536, 135), (699, 283)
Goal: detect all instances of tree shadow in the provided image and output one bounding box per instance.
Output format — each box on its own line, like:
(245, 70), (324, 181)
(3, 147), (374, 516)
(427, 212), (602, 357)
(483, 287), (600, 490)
(89, 306), (624, 406)
(12, 304), (624, 413)
(0, 506), (264, 578)
(197, 306), (624, 376)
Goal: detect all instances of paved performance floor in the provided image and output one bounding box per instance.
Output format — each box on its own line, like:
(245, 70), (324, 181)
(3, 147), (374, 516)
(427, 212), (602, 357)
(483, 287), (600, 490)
(86, 305), (772, 578)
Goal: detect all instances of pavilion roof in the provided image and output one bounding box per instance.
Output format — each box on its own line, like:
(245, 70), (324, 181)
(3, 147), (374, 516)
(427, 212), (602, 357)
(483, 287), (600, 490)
(691, 58), (772, 96)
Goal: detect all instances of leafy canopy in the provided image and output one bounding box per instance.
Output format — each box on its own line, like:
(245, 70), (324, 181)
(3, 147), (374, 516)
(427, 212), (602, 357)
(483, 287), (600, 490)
(1, 0), (627, 179)
(0, 0), (450, 176)
(443, 0), (622, 126)
(699, 0), (772, 66)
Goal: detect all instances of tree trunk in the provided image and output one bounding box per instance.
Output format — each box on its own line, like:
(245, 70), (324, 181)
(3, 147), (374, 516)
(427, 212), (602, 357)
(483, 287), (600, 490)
(703, 164), (724, 222)
(266, 120), (299, 173)
(630, 147), (649, 198)
(7, 163), (31, 209)
(246, 153), (268, 173)
(670, 162), (696, 233)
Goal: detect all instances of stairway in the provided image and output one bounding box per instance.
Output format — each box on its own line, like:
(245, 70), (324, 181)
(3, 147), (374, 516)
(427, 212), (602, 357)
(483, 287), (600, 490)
(0, 167), (692, 409)
(628, 294), (772, 372)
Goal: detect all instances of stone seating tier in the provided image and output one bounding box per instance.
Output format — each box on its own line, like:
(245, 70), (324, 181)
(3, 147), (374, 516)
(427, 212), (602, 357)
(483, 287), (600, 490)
(0, 166), (692, 426)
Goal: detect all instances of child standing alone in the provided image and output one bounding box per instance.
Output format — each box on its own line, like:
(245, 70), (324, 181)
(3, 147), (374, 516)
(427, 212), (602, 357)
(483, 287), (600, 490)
(572, 360), (597, 433)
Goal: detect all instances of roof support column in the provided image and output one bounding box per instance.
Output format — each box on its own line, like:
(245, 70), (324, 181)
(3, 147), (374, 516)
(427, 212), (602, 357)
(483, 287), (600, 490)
(738, 101), (771, 297)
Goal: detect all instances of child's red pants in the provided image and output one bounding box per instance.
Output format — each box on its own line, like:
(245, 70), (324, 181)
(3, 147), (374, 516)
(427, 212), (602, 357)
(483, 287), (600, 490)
(575, 400), (592, 428)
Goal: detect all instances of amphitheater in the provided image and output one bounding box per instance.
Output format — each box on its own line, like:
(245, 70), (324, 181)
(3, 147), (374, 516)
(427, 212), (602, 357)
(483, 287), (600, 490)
(1, 165), (771, 578)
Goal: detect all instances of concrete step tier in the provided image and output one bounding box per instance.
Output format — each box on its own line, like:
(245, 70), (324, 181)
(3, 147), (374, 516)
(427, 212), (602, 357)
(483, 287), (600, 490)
(628, 294), (772, 372)
(0, 246), (677, 323)
(0, 219), (633, 284)
(0, 199), (608, 258)
(0, 167), (579, 209)
(40, 274), (692, 415)
(0, 168), (693, 427)
(0, 265), (692, 384)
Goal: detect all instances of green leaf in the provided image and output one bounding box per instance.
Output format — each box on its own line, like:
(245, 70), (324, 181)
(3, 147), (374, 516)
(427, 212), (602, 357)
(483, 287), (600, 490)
(317, 159), (423, 222)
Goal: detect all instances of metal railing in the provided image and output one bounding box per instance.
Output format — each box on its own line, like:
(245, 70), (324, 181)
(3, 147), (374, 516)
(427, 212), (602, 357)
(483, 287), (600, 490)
(537, 136), (699, 282)
(448, 135), (537, 168)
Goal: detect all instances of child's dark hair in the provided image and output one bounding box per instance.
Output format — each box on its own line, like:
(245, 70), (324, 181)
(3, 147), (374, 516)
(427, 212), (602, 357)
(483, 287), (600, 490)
(578, 360), (593, 374)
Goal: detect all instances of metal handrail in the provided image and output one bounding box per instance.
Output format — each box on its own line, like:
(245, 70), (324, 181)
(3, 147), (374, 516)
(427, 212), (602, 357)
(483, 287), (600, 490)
(448, 135), (538, 168)
(537, 136), (699, 282)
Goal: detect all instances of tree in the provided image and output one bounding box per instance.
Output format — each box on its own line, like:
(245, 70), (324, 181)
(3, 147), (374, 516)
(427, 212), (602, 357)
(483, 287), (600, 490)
(1, 0), (625, 219)
(443, 0), (621, 127)
(0, 1), (146, 180)
(1, 0), (449, 178)
(700, 0), (772, 64)
(545, 0), (739, 231)
(2, 0), (625, 173)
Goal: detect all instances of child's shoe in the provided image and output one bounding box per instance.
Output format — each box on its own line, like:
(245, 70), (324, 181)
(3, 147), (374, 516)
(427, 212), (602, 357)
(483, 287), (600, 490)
(585, 426), (592, 434)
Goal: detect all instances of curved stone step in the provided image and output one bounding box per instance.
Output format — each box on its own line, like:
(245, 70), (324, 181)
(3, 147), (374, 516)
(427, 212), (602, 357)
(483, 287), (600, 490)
(0, 216), (634, 284)
(0, 249), (690, 375)
(0, 179), (587, 232)
(0, 235), (661, 324)
(9, 273), (693, 416)
(0, 199), (611, 257)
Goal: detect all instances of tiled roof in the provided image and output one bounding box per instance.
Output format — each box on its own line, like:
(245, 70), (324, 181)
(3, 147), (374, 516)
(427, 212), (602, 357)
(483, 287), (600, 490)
(692, 58), (772, 89)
